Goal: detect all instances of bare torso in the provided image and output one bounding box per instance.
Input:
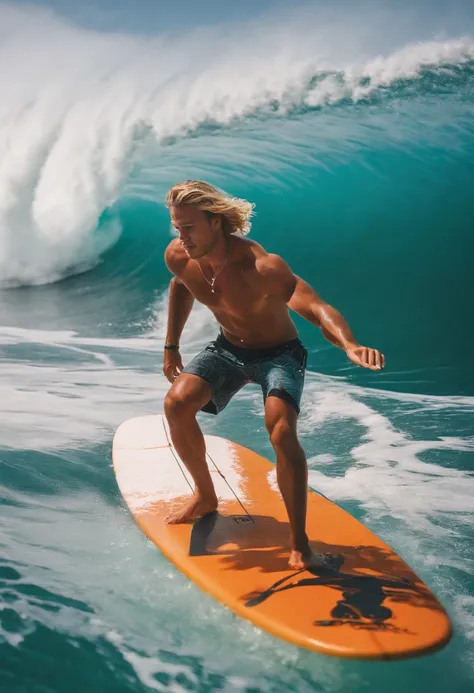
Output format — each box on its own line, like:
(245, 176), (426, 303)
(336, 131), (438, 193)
(167, 235), (298, 348)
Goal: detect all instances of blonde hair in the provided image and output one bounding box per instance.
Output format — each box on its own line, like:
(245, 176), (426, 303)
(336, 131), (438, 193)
(166, 180), (255, 236)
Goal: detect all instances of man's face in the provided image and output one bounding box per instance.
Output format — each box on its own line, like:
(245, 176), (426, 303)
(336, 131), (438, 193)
(170, 204), (220, 259)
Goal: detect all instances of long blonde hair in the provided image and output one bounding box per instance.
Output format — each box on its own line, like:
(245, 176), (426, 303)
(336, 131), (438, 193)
(166, 180), (255, 236)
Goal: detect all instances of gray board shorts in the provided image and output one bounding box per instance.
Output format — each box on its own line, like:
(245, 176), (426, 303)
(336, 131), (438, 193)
(182, 331), (308, 415)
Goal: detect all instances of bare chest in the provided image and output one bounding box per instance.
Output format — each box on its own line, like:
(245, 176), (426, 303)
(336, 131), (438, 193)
(182, 262), (272, 315)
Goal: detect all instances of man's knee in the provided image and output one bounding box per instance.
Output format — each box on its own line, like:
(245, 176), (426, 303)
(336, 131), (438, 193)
(265, 396), (298, 444)
(164, 388), (189, 420)
(164, 375), (211, 420)
(265, 410), (298, 452)
(269, 420), (297, 450)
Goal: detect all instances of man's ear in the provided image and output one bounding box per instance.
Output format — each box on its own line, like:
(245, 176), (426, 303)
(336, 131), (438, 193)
(211, 214), (222, 233)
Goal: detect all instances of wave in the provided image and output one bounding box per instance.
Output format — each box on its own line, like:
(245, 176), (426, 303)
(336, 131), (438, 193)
(0, 3), (474, 286)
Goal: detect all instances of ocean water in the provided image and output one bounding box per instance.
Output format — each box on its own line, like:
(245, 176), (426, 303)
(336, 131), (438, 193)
(1, 2), (474, 692)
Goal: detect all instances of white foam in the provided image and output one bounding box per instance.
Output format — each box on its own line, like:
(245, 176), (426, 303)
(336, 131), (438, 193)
(122, 650), (199, 693)
(454, 595), (474, 642)
(149, 291), (219, 352)
(0, 314), (221, 450)
(298, 383), (474, 532)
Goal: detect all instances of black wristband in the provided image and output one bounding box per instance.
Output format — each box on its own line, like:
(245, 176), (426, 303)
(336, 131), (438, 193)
(164, 344), (180, 350)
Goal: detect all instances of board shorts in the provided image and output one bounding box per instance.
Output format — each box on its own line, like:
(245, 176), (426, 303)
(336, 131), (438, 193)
(182, 331), (308, 416)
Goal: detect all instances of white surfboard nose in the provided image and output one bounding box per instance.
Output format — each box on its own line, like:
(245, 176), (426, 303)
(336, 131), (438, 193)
(113, 414), (170, 450)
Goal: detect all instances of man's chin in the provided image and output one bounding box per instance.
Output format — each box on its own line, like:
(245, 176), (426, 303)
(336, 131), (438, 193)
(187, 248), (207, 260)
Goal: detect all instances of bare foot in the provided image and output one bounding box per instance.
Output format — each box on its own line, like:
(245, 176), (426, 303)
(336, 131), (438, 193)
(288, 548), (328, 571)
(165, 492), (218, 524)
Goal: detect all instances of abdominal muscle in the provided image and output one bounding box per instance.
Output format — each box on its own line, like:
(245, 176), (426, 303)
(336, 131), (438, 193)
(211, 303), (298, 348)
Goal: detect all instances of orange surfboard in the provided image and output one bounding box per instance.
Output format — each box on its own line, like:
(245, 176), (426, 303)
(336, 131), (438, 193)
(112, 414), (452, 660)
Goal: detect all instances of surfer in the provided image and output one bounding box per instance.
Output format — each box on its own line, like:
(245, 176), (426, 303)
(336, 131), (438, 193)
(162, 180), (384, 570)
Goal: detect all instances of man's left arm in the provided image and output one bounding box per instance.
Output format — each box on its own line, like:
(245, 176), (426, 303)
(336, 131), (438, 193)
(287, 274), (385, 372)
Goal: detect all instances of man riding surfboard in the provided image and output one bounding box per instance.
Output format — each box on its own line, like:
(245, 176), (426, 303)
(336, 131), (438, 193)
(163, 180), (384, 570)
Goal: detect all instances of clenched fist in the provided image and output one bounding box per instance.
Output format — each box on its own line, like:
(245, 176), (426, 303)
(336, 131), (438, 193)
(163, 348), (183, 383)
(345, 344), (385, 371)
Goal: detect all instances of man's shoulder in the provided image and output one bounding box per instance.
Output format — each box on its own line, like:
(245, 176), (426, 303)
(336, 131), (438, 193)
(165, 238), (188, 274)
(237, 241), (295, 296)
(235, 237), (274, 265)
(254, 249), (291, 278)
(235, 237), (291, 276)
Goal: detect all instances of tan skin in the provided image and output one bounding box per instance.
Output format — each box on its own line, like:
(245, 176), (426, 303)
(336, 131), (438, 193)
(163, 204), (384, 570)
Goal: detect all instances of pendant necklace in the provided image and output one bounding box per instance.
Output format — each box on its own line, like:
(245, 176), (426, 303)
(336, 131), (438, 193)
(196, 241), (231, 294)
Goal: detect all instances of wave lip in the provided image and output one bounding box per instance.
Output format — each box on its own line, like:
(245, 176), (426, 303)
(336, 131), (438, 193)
(304, 39), (474, 106)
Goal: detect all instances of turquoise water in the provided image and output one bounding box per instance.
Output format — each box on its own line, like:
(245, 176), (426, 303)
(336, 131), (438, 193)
(1, 3), (474, 692)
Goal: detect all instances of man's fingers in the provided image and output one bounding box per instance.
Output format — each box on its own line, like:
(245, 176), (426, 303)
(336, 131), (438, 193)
(163, 355), (183, 383)
(349, 347), (385, 371)
(350, 354), (365, 368)
(349, 349), (384, 371)
(173, 364), (183, 380)
(163, 367), (177, 383)
(369, 349), (381, 370)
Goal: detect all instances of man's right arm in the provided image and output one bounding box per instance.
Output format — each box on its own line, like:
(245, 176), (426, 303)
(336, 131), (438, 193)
(165, 276), (195, 347)
(163, 243), (195, 382)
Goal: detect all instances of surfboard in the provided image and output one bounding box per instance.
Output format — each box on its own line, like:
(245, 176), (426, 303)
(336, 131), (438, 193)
(112, 414), (452, 660)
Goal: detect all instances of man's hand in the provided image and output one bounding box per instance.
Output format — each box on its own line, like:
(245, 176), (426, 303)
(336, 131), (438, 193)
(345, 344), (385, 371)
(163, 349), (183, 383)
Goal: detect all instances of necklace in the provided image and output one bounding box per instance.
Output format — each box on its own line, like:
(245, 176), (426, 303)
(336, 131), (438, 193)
(196, 242), (231, 294)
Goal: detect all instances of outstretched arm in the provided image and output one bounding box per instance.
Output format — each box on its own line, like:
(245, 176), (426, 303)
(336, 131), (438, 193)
(288, 274), (384, 371)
